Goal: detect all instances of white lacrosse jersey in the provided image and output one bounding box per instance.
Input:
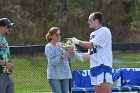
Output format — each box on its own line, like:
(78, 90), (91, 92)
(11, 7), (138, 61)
(89, 27), (112, 68)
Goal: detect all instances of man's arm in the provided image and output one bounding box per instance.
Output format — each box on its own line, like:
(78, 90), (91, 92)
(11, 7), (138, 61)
(79, 41), (92, 49)
(82, 53), (90, 60)
(0, 60), (14, 71)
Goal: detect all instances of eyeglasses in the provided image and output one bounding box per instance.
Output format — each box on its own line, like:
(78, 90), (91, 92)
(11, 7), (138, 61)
(55, 33), (62, 37)
(6, 26), (12, 29)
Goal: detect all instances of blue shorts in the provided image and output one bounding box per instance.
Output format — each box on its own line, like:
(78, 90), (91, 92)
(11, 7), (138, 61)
(91, 72), (113, 85)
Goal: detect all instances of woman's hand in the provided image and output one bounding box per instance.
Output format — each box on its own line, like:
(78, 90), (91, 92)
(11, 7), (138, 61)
(62, 48), (74, 58)
(67, 48), (74, 56)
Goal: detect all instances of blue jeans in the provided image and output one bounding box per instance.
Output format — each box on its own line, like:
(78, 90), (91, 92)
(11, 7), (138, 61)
(48, 79), (69, 93)
(0, 73), (14, 93)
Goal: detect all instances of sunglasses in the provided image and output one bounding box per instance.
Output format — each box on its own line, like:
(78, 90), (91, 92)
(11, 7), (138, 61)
(55, 33), (62, 37)
(6, 26), (12, 29)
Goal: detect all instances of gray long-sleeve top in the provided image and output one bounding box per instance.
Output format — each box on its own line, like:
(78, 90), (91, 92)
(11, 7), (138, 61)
(45, 43), (75, 79)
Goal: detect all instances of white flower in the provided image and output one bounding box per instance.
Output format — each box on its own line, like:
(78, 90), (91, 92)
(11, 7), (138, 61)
(61, 40), (76, 51)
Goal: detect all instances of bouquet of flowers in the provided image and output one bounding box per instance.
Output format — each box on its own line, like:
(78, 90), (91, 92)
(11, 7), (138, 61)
(61, 40), (75, 51)
(59, 40), (84, 62)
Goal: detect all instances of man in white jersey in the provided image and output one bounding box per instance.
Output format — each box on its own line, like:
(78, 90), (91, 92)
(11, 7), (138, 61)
(67, 12), (112, 93)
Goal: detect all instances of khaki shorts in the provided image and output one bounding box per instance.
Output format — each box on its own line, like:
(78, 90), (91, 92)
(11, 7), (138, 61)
(90, 72), (113, 85)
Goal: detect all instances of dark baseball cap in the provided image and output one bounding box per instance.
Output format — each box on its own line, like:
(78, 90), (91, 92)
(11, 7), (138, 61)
(0, 18), (14, 27)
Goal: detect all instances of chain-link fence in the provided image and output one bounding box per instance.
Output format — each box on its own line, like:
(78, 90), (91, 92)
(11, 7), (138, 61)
(10, 44), (140, 93)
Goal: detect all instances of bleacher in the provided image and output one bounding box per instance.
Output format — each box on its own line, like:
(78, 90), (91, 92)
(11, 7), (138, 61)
(71, 68), (140, 93)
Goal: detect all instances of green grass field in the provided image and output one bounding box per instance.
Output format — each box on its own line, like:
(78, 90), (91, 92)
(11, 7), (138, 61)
(11, 52), (140, 93)
(12, 55), (50, 93)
